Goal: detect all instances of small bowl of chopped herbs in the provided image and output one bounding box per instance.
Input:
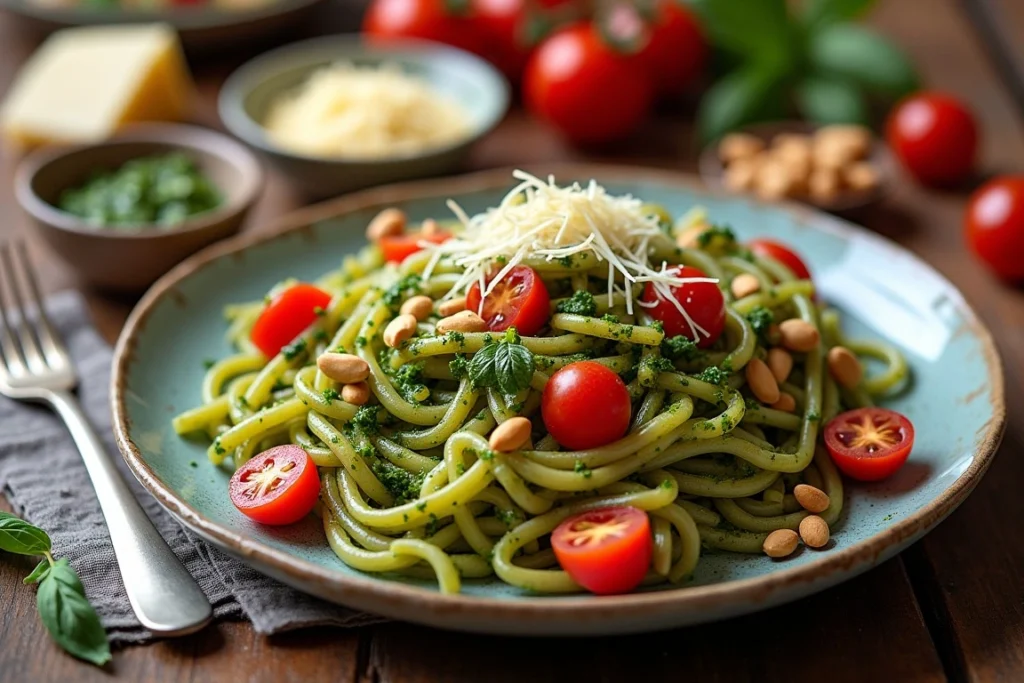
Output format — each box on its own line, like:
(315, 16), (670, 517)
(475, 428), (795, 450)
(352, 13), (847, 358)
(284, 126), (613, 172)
(16, 124), (262, 292)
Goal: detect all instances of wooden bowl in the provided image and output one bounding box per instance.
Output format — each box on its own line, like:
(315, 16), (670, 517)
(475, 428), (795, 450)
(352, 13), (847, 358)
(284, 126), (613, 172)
(15, 124), (263, 292)
(698, 121), (895, 213)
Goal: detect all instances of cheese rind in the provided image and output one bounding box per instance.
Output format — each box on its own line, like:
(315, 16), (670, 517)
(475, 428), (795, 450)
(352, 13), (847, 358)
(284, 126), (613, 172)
(1, 24), (193, 149)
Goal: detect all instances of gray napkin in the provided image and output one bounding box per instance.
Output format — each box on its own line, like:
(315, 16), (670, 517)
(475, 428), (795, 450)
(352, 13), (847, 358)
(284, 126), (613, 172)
(0, 291), (382, 644)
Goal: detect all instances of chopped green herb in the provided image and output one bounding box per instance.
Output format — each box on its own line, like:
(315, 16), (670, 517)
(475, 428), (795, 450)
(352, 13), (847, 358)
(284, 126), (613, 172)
(696, 365), (730, 386)
(322, 388), (340, 402)
(371, 460), (425, 505)
(351, 406), (381, 435)
(746, 306), (775, 345)
(202, 358), (216, 370)
(556, 290), (598, 317)
(449, 353), (470, 380)
(574, 460), (593, 478)
(600, 313), (620, 324)
(382, 274), (422, 310)
(282, 338), (307, 361)
(661, 335), (705, 362)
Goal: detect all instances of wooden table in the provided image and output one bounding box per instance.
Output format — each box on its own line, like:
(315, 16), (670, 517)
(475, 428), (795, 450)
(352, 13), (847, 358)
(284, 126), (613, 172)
(2, 1), (1023, 681)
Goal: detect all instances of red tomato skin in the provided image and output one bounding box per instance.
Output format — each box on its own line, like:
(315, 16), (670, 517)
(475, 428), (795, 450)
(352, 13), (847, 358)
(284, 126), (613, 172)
(250, 284), (332, 358)
(552, 506), (652, 595)
(965, 176), (1024, 281)
(465, 265), (550, 336)
(541, 361), (632, 450)
(471, 0), (531, 80)
(824, 408), (915, 482)
(748, 239), (813, 281)
(524, 22), (654, 145)
(633, 0), (706, 96)
(363, 0), (486, 56)
(229, 445), (321, 525)
(886, 92), (978, 187)
(641, 266), (725, 347)
(379, 231), (452, 263)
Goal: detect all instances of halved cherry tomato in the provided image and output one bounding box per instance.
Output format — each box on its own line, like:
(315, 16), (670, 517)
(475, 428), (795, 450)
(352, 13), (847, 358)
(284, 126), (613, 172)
(541, 361), (631, 450)
(824, 407), (915, 481)
(228, 445), (320, 525)
(250, 283), (332, 358)
(965, 175), (1024, 281)
(886, 92), (978, 187)
(640, 265), (725, 347)
(465, 265), (550, 336)
(633, 0), (706, 96)
(748, 238), (812, 281)
(379, 230), (453, 264)
(551, 506), (652, 594)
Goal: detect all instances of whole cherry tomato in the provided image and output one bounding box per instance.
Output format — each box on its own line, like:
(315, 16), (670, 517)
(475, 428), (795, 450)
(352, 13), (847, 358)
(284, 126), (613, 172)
(633, 0), (706, 96)
(471, 0), (531, 80)
(541, 361), (631, 450)
(824, 408), (915, 482)
(363, 0), (486, 57)
(229, 445), (321, 525)
(551, 506), (652, 594)
(886, 92), (978, 187)
(465, 265), (551, 336)
(250, 283), (332, 358)
(965, 176), (1024, 281)
(524, 22), (654, 145)
(640, 265), (725, 347)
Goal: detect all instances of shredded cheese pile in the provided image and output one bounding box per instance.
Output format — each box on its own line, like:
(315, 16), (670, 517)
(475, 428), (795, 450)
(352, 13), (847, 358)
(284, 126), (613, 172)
(264, 63), (471, 160)
(423, 171), (719, 340)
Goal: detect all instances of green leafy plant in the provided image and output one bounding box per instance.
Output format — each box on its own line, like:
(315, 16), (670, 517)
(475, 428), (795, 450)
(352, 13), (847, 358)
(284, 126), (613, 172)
(468, 328), (535, 395)
(0, 511), (110, 666)
(692, 0), (919, 141)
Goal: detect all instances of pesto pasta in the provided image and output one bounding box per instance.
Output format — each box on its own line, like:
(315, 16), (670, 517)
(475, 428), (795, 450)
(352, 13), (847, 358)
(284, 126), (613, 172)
(174, 173), (910, 595)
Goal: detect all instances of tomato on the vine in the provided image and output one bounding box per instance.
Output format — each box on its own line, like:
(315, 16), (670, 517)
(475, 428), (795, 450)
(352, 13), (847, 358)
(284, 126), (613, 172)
(633, 0), (706, 96)
(886, 92), (978, 187)
(465, 265), (550, 336)
(552, 506), (652, 594)
(379, 230), (453, 264)
(524, 22), (654, 144)
(229, 445), (321, 525)
(965, 175), (1024, 281)
(250, 283), (332, 358)
(541, 361), (631, 450)
(748, 239), (812, 281)
(640, 265), (725, 347)
(824, 408), (915, 482)
(363, 0), (486, 56)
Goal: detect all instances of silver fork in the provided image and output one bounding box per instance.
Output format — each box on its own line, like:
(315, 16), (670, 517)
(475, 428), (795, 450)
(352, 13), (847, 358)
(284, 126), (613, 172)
(0, 241), (211, 636)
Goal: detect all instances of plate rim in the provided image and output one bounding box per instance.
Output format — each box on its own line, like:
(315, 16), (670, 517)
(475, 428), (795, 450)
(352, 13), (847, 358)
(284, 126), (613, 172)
(110, 164), (1006, 628)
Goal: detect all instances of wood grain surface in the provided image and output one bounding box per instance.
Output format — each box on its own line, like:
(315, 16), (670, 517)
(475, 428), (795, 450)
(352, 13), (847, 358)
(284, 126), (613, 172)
(0, 1), (1022, 681)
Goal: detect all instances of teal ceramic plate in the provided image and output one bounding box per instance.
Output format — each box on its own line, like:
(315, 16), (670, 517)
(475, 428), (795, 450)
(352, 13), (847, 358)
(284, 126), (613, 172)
(112, 165), (1005, 635)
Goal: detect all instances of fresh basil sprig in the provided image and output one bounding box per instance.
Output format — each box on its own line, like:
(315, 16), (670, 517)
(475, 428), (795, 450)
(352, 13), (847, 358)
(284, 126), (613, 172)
(467, 328), (535, 395)
(0, 511), (110, 666)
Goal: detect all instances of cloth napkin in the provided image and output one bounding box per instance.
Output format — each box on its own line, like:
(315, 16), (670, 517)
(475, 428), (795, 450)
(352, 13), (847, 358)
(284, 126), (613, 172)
(0, 291), (381, 644)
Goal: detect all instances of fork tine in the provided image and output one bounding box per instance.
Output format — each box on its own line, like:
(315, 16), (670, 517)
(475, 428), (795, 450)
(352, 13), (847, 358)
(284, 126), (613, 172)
(0, 244), (28, 378)
(0, 243), (46, 373)
(15, 241), (67, 368)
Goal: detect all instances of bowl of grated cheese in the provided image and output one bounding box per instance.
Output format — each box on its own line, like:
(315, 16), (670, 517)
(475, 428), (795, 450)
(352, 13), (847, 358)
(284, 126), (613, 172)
(219, 35), (509, 199)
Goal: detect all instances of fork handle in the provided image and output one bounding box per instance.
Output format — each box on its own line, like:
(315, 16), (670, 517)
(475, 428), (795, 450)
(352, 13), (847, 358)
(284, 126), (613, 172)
(49, 390), (212, 636)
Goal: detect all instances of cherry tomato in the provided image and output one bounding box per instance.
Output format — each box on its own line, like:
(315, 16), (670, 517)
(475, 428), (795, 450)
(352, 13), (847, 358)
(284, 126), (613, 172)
(471, 0), (531, 80)
(250, 283), (332, 358)
(524, 22), (654, 145)
(363, 0), (485, 56)
(541, 361), (631, 450)
(465, 265), (550, 336)
(640, 265), (725, 347)
(551, 506), (652, 594)
(379, 230), (453, 264)
(633, 0), (706, 96)
(886, 92), (978, 187)
(824, 408), (915, 482)
(229, 445), (320, 525)
(747, 238), (812, 281)
(965, 176), (1024, 281)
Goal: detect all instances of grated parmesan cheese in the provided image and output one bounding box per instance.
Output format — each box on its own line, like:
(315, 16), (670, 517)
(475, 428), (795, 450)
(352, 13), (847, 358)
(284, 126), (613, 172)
(263, 63), (471, 160)
(424, 171), (720, 340)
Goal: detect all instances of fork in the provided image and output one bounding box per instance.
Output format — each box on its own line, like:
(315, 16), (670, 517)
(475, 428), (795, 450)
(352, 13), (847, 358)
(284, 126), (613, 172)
(0, 241), (212, 636)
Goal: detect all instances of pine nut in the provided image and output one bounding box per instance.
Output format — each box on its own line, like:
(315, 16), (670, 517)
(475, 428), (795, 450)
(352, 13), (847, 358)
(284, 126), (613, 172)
(799, 515), (830, 548)
(341, 382), (370, 406)
(421, 218), (440, 236)
(317, 352), (370, 384)
(366, 208), (406, 242)
(766, 348), (793, 383)
(383, 314), (418, 348)
(730, 273), (761, 299)
(845, 162), (879, 192)
(437, 297), (467, 317)
(778, 319), (819, 352)
(772, 392), (796, 413)
(763, 529), (799, 558)
(809, 167), (841, 203)
(793, 484), (830, 514)
(400, 295), (433, 321)
(723, 158), (759, 193)
(827, 345), (863, 389)
(719, 133), (765, 164)
(745, 358), (780, 405)
(436, 310), (487, 334)
(488, 416), (532, 453)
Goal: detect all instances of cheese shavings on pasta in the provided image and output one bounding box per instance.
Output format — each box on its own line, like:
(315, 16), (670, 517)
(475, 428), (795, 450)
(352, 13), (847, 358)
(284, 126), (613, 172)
(422, 170), (719, 340)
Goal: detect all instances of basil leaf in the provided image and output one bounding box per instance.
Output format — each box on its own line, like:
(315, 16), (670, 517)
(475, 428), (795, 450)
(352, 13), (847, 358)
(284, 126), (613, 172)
(802, 0), (876, 28)
(697, 65), (782, 143)
(37, 559), (111, 666)
(0, 512), (51, 556)
(24, 559), (50, 585)
(698, 0), (792, 60)
(795, 76), (869, 126)
(468, 340), (534, 395)
(807, 24), (919, 99)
